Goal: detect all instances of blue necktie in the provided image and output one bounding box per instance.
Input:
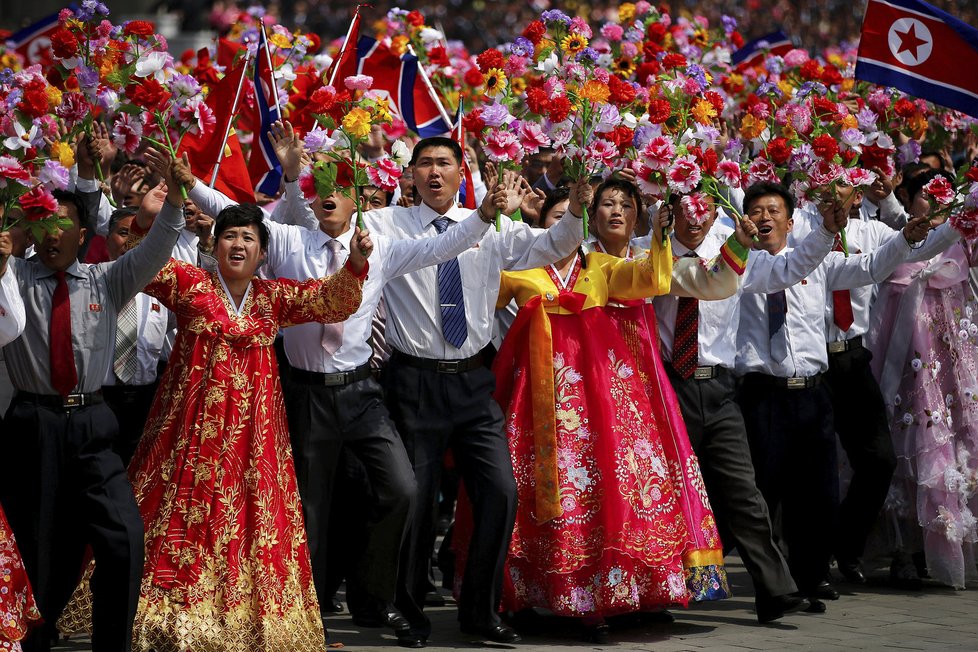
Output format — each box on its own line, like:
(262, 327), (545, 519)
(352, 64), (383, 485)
(433, 217), (468, 348)
(767, 290), (788, 363)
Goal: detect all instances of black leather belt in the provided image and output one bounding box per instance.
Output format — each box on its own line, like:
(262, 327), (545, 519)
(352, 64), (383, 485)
(749, 373), (823, 390)
(391, 350), (484, 374)
(17, 391), (104, 409)
(291, 363), (372, 387)
(827, 335), (863, 355)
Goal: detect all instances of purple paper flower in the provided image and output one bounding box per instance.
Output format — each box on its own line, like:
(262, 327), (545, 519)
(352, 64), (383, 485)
(541, 9), (571, 25)
(480, 102), (513, 128)
(511, 37), (534, 58)
(721, 15), (737, 35)
(39, 159), (71, 190)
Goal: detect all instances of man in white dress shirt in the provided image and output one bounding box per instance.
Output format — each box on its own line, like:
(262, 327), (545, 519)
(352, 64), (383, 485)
(368, 137), (584, 645)
(734, 182), (932, 612)
(0, 230), (25, 346)
(100, 208), (173, 465)
(788, 185), (958, 586)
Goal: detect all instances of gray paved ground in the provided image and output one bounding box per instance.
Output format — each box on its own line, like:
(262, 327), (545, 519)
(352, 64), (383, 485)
(55, 554), (978, 651)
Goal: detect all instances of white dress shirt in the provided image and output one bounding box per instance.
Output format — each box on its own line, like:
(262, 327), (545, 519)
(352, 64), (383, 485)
(365, 202), (583, 360)
(791, 208), (960, 342)
(736, 230), (917, 378)
(265, 211), (489, 372)
(0, 270), (26, 348)
(655, 222), (834, 369)
(102, 293), (172, 386)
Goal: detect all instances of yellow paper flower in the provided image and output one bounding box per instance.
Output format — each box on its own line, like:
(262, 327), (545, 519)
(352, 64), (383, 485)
(690, 99), (717, 125)
(579, 80), (610, 104)
(841, 78), (855, 93)
(841, 113), (858, 130)
(740, 114), (765, 140)
(269, 33), (292, 49)
(342, 107), (373, 139)
(46, 86), (63, 108)
(777, 79), (795, 98)
(561, 33), (589, 55)
(391, 35), (409, 57)
(370, 95), (393, 123)
(510, 77), (527, 95)
(50, 141), (75, 169)
(781, 124), (797, 140)
(692, 29), (709, 47)
(618, 3), (636, 23)
(484, 67), (508, 98)
(613, 57), (636, 77)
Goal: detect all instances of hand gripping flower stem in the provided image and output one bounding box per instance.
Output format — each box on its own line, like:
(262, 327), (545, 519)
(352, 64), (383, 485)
(144, 126), (189, 202)
(700, 177), (759, 243)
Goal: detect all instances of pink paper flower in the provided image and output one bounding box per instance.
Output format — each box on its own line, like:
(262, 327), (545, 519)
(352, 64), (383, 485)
(55, 92), (90, 129)
(950, 207), (978, 241)
(0, 156), (31, 188)
(681, 192), (712, 225)
(641, 136), (676, 171)
(600, 23), (624, 41)
(19, 185), (59, 222)
(747, 158), (780, 186)
(366, 157), (402, 193)
(484, 129), (523, 162)
(585, 139), (618, 166)
(716, 160), (743, 189)
(667, 155), (702, 194)
(923, 175), (955, 205)
(844, 167), (878, 188)
(809, 160), (845, 186)
(298, 169), (318, 201)
(344, 75), (374, 91)
(112, 113), (144, 154)
(517, 121), (550, 154)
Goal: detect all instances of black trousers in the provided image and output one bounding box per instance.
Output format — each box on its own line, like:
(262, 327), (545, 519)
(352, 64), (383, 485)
(667, 367), (797, 599)
(285, 374), (416, 609)
(824, 344), (897, 563)
(102, 382), (158, 467)
(384, 361), (516, 632)
(0, 397), (143, 652)
(738, 375), (840, 593)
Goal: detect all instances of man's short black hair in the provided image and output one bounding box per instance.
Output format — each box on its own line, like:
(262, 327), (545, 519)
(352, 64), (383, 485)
(743, 181), (796, 216)
(409, 137), (463, 166)
(108, 207), (138, 235)
(51, 189), (88, 229)
(214, 204), (269, 250)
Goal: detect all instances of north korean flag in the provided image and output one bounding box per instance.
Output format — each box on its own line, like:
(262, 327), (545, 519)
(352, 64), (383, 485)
(731, 31), (793, 70)
(9, 9), (66, 68)
(246, 21), (284, 197)
(856, 0), (978, 118)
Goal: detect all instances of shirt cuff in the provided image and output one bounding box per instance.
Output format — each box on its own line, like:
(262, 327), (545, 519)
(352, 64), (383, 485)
(75, 176), (101, 193)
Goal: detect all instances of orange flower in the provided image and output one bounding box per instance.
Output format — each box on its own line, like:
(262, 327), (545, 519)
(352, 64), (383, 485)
(690, 99), (717, 125)
(579, 80), (610, 104)
(391, 35), (409, 57)
(740, 113), (765, 140)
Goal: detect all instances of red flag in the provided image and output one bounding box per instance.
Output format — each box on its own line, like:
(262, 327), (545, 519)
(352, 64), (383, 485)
(856, 0), (978, 118)
(217, 38), (247, 68)
(247, 21), (284, 197)
(456, 108), (477, 210)
(179, 59), (255, 205)
(327, 7), (363, 87)
(10, 10), (60, 68)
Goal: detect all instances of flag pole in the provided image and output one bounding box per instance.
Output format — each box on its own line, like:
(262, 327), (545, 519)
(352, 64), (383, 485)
(259, 19), (281, 110)
(210, 50), (252, 188)
(329, 5), (364, 88)
(407, 43), (454, 129)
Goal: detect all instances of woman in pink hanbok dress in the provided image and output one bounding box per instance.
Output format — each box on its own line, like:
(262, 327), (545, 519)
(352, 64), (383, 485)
(867, 168), (978, 589)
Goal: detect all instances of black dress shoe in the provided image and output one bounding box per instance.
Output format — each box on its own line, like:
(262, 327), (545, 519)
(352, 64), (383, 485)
(460, 623), (522, 644)
(811, 581), (840, 600)
(325, 596), (344, 613)
(804, 597), (827, 613)
(890, 556), (923, 591)
(352, 603), (412, 634)
(396, 631), (427, 649)
(580, 622), (610, 644)
(755, 593), (809, 624)
(836, 560), (867, 584)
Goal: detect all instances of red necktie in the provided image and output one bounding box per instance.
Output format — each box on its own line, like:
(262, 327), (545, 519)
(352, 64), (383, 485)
(831, 236), (855, 332)
(672, 252), (700, 379)
(50, 271), (78, 397)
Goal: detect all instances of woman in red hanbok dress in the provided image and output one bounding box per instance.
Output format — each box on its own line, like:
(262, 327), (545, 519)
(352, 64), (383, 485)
(0, 503), (41, 651)
(60, 177), (370, 651)
(457, 179), (747, 641)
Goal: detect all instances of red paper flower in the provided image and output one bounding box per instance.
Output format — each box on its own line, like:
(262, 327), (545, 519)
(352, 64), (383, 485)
(966, 167), (978, 183)
(428, 45), (450, 67)
(812, 134), (839, 162)
(522, 20), (546, 45)
(646, 22), (667, 44)
(547, 96), (572, 123)
(662, 53), (687, 70)
(635, 60), (661, 83)
(647, 98), (672, 124)
(799, 60), (823, 81)
(525, 87), (550, 114)
(608, 76), (637, 107)
(18, 82), (50, 119)
(462, 109), (485, 134)
(950, 207), (978, 241)
(820, 64), (843, 87)
(923, 175), (955, 205)
(50, 27), (79, 59)
(123, 20), (156, 38)
(893, 98), (917, 118)
(406, 10), (425, 27)
(704, 91), (724, 115)
(127, 78), (171, 111)
(476, 49), (505, 74)
(463, 68), (485, 88)
(20, 185), (59, 222)
(765, 137), (793, 165)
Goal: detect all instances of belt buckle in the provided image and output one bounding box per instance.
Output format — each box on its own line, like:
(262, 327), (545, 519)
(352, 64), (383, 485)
(63, 394), (83, 408)
(693, 366), (714, 380)
(785, 377), (806, 389)
(827, 340), (846, 354)
(321, 372), (346, 386)
(436, 360), (460, 373)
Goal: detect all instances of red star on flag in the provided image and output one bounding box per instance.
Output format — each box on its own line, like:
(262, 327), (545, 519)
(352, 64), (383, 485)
(895, 22), (929, 58)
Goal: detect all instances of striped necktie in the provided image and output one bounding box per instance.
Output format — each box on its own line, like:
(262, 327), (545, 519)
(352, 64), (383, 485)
(321, 238), (345, 355)
(672, 252), (700, 378)
(433, 216), (468, 348)
(114, 298), (139, 384)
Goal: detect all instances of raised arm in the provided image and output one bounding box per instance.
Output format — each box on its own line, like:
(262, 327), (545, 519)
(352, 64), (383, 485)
(501, 176), (585, 271)
(823, 213), (932, 290)
(385, 203), (492, 279)
(277, 263), (367, 328)
(602, 235), (674, 301)
(0, 232), (26, 347)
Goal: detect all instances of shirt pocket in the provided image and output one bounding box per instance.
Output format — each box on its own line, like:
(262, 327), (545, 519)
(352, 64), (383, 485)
(459, 246), (488, 290)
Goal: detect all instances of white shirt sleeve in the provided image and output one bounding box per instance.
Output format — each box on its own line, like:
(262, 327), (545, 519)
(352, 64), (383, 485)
(0, 266), (27, 347)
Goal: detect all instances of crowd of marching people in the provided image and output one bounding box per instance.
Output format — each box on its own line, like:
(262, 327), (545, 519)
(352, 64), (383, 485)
(1, 1), (978, 651)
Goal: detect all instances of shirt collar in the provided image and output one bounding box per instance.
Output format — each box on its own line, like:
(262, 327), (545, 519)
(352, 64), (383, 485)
(37, 259), (84, 280)
(315, 226), (355, 251)
(418, 201), (466, 228)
